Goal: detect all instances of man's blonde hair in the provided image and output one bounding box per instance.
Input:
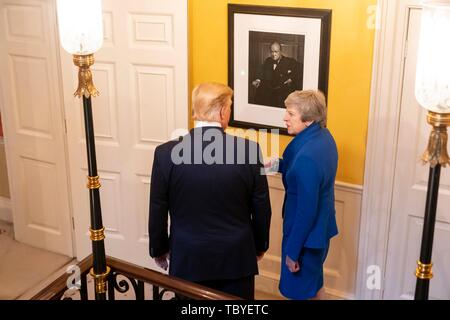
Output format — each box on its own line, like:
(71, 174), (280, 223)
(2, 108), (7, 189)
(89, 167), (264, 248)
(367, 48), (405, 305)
(192, 82), (233, 121)
(284, 90), (327, 127)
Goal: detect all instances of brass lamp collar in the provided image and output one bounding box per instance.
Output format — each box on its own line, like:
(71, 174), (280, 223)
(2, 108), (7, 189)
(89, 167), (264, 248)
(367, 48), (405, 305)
(72, 54), (99, 98)
(90, 227), (105, 241)
(90, 266), (110, 294)
(415, 260), (433, 280)
(422, 111), (450, 168)
(87, 175), (101, 190)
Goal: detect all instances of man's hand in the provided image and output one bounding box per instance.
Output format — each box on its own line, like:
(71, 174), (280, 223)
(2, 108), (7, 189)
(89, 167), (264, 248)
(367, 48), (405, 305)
(252, 79), (261, 88)
(154, 252), (169, 271)
(283, 78), (293, 85)
(286, 255), (300, 273)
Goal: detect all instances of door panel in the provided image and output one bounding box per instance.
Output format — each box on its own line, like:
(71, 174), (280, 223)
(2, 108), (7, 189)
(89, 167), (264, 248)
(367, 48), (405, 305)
(61, 0), (188, 268)
(0, 0), (73, 255)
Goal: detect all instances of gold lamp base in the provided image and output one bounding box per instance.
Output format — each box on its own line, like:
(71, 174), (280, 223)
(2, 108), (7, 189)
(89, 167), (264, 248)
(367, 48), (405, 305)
(422, 112), (450, 168)
(73, 54), (99, 98)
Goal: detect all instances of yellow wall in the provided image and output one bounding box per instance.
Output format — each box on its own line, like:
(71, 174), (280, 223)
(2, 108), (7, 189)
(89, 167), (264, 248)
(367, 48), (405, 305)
(189, 0), (376, 185)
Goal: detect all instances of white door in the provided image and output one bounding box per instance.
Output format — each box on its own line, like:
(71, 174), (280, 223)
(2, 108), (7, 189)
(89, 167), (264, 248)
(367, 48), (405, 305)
(60, 0), (188, 268)
(384, 7), (450, 299)
(0, 0), (73, 255)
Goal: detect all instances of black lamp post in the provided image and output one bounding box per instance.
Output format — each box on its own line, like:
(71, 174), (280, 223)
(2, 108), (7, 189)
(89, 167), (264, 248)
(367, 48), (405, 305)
(414, 113), (449, 300)
(56, 0), (109, 300)
(413, 0), (450, 300)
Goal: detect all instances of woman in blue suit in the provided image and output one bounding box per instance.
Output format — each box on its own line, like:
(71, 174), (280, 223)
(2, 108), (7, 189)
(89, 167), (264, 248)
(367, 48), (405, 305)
(276, 90), (338, 300)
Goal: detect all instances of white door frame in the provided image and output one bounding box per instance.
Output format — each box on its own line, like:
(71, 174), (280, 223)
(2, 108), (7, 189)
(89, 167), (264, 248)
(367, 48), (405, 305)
(0, 0), (74, 256)
(356, 0), (423, 299)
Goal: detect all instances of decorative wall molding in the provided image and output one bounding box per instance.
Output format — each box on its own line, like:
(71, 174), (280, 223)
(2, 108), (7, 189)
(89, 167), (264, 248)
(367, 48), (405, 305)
(335, 181), (363, 194)
(0, 196), (12, 223)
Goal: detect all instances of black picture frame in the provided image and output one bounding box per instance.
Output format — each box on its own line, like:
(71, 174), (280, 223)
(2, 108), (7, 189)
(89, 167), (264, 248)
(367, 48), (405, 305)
(228, 4), (332, 135)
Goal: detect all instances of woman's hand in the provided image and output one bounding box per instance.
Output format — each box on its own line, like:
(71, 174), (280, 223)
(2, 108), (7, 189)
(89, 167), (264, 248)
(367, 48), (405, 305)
(263, 157), (279, 174)
(286, 255), (300, 273)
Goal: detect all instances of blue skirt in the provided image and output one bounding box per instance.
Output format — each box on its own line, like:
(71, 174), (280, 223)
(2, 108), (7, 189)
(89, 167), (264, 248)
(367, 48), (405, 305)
(279, 242), (330, 300)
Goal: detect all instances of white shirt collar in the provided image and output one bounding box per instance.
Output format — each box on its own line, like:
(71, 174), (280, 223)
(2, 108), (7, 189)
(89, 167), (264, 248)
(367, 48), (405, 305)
(194, 120), (222, 128)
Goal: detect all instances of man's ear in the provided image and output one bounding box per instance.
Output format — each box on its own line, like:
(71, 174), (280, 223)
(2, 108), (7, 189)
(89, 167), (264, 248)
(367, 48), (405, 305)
(219, 105), (226, 119)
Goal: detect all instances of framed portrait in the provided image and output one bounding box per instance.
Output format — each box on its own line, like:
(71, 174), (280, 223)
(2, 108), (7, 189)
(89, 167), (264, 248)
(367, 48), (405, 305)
(228, 4), (332, 135)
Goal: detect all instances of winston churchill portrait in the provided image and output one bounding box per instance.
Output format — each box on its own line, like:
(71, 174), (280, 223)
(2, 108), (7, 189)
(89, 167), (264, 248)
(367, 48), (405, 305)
(249, 31), (305, 109)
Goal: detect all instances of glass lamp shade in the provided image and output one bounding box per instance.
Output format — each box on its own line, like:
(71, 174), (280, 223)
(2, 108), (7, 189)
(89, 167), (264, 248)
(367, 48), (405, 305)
(56, 0), (103, 55)
(415, 0), (450, 113)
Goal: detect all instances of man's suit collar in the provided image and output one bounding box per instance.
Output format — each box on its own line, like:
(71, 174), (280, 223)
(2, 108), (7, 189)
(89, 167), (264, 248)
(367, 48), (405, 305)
(194, 120), (222, 128)
(189, 126), (225, 135)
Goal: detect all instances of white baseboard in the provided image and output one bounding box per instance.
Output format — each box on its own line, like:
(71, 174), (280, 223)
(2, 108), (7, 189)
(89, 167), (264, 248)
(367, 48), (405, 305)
(0, 196), (12, 223)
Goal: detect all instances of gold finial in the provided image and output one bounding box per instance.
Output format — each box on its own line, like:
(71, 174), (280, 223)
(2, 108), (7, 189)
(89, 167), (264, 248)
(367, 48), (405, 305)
(72, 54), (99, 98)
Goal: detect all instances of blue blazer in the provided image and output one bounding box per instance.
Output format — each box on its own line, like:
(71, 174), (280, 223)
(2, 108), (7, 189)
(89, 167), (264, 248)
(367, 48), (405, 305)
(279, 122), (338, 262)
(149, 127), (272, 282)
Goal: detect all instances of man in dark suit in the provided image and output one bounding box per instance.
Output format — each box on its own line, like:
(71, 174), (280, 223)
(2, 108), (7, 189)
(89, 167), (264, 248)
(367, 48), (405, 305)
(149, 82), (272, 299)
(252, 41), (303, 108)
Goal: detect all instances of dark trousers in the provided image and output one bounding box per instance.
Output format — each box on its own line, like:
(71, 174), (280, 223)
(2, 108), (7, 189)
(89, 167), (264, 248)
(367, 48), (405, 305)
(195, 276), (255, 300)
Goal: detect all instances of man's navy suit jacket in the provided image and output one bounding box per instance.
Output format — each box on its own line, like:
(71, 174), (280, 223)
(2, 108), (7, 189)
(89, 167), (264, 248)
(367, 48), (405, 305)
(149, 127), (272, 282)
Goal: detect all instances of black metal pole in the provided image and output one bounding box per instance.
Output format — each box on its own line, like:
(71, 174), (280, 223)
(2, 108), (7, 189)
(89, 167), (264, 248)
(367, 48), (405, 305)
(82, 95), (107, 300)
(414, 164), (441, 300)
